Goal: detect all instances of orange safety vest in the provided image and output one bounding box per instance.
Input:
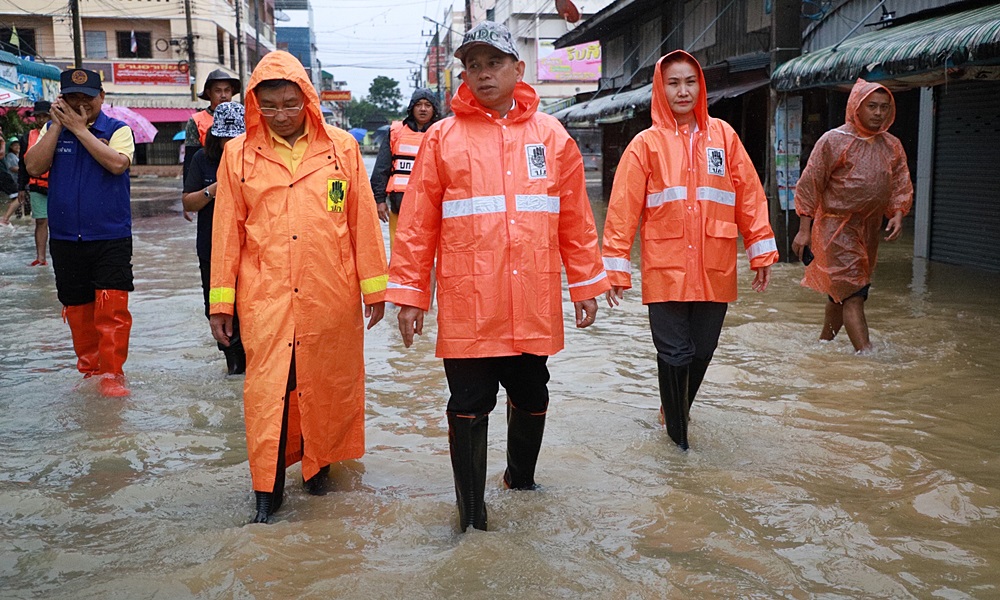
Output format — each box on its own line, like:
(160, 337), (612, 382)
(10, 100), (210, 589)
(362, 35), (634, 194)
(386, 120), (425, 193)
(26, 128), (48, 191)
(193, 110), (214, 145)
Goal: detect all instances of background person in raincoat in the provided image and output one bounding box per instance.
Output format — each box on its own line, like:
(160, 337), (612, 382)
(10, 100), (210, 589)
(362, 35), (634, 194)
(792, 79), (912, 353)
(369, 87), (441, 250)
(387, 22), (609, 533)
(182, 102), (247, 375)
(208, 51), (388, 524)
(602, 50), (778, 451)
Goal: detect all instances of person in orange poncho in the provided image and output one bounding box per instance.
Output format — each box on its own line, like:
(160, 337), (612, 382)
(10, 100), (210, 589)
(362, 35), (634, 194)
(602, 50), (778, 451)
(792, 79), (913, 353)
(208, 51), (388, 524)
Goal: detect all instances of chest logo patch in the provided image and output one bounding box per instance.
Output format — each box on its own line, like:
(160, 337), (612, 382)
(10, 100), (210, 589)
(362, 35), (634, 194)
(706, 148), (725, 176)
(525, 144), (547, 179)
(327, 179), (347, 212)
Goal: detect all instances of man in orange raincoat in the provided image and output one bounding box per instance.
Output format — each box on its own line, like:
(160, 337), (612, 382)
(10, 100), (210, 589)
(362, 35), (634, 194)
(209, 51), (388, 524)
(386, 22), (609, 532)
(792, 79), (913, 353)
(602, 51), (778, 451)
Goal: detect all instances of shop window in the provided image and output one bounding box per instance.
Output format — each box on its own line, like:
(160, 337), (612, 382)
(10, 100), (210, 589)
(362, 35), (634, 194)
(85, 31), (108, 58)
(116, 31), (152, 59)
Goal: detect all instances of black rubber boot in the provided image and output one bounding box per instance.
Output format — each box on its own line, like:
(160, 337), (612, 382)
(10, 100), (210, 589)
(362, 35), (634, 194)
(304, 465), (330, 496)
(251, 491), (274, 524)
(223, 342), (246, 375)
(688, 357), (711, 408)
(657, 357), (691, 451)
(447, 412), (489, 532)
(503, 402), (546, 490)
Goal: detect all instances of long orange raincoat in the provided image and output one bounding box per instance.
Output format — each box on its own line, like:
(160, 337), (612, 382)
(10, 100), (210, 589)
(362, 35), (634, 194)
(602, 51), (778, 302)
(209, 51), (388, 491)
(385, 81), (609, 358)
(795, 79), (913, 302)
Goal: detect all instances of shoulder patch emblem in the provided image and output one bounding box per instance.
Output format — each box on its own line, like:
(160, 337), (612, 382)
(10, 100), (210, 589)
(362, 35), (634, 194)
(525, 144), (547, 179)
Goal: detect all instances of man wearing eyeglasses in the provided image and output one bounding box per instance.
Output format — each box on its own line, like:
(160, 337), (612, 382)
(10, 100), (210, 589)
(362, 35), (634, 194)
(208, 51), (388, 525)
(386, 22), (608, 532)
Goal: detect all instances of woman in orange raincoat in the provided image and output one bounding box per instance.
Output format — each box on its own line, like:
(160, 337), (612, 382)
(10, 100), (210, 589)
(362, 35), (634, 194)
(602, 50), (778, 451)
(209, 51), (388, 524)
(792, 79), (913, 353)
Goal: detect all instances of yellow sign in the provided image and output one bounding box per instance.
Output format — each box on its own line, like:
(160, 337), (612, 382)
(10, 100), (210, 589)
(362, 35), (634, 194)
(327, 179), (347, 212)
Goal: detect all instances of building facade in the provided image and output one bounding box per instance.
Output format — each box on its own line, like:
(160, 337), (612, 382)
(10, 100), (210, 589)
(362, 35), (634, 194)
(0, 0), (277, 163)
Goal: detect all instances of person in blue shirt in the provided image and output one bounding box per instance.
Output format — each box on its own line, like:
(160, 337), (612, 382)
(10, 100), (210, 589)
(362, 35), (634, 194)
(25, 69), (136, 398)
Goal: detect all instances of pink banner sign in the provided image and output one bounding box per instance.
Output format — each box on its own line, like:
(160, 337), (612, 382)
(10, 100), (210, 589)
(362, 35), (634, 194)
(537, 41), (601, 82)
(113, 62), (188, 86)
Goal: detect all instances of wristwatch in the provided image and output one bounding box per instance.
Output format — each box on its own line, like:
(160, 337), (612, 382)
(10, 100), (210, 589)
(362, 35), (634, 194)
(204, 188), (213, 199)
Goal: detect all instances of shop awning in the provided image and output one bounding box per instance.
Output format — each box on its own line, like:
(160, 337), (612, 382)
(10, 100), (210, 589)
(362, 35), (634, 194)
(552, 73), (769, 126)
(773, 3), (1000, 91)
(131, 107), (197, 123)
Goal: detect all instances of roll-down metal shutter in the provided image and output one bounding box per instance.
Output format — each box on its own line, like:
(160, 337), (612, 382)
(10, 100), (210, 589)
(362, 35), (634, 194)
(931, 81), (1000, 271)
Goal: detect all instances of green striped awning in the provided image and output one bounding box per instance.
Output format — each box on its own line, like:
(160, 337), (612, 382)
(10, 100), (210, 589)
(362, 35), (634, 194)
(773, 3), (1000, 91)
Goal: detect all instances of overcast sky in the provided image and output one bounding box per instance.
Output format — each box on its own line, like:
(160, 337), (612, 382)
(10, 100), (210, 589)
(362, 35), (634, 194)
(310, 0), (454, 102)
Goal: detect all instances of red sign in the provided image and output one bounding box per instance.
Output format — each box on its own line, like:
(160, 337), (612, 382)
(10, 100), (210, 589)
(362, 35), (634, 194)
(320, 90), (351, 101)
(113, 62), (188, 86)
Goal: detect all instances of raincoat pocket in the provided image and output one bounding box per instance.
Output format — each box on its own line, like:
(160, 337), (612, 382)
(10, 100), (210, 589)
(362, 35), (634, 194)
(643, 218), (686, 270)
(534, 248), (562, 316)
(437, 251), (476, 340)
(704, 218), (738, 272)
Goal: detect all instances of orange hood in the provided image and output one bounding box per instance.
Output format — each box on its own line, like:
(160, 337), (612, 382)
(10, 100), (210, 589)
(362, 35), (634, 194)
(846, 78), (896, 137)
(651, 50), (709, 132)
(244, 50), (330, 147)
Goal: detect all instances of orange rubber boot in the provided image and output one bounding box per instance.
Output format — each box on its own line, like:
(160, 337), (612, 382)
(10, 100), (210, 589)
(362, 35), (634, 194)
(94, 290), (132, 397)
(63, 303), (100, 377)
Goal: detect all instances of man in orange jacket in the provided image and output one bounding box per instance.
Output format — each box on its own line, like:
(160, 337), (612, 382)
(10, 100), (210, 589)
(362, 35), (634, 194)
(602, 51), (778, 451)
(386, 22), (609, 532)
(208, 52), (388, 524)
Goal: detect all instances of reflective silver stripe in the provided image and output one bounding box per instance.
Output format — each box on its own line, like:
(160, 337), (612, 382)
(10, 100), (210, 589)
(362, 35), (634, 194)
(746, 238), (778, 260)
(646, 186), (687, 208)
(393, 176), (409, 187)
(568, 270), (608, 289)
(387, 281), (424, 293)
(441, 195), (506, 219)
(398, 144), (421, 154)
(697, 186), (736, 206)
(515, 194), (560, 213)
(602, 257), (632, 273)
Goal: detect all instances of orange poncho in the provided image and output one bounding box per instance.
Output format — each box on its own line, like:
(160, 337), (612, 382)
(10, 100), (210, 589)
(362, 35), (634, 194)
(795, 79), (913, 302)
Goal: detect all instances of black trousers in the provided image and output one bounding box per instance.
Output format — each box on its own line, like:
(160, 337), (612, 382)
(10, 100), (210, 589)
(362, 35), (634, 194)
(50, 237), (134, 306)
(648, 301), (728, 367)
(199, 263), (242, 351)
(443, 354), (550, 415)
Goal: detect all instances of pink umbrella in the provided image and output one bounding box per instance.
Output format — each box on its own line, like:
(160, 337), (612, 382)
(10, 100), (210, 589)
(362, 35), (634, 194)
(100, 104), (159, 144)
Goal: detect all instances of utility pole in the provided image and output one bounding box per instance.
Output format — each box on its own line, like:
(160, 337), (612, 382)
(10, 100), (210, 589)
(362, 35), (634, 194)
(254, 0), (261, 68)
(69, 0), (83, 67)
(184, 0), (198, 101)
(235, 0), (246, 89)
(767, 0), (803, 261)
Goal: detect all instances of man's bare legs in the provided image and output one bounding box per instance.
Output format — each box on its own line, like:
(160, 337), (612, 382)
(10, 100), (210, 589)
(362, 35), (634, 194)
(821, 301), (843, 341)
(821, 296), (872, 353)
(841, 295), (872, 353)
(34, 217), (48, 263)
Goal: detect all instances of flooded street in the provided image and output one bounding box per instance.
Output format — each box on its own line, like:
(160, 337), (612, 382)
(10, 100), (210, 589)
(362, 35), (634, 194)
(1, 166), (998, 599)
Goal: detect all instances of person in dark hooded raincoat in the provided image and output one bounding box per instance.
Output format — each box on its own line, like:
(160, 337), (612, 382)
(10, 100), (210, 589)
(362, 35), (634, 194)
(792, 78), (913, 353)
(369, 88), (442, 250)
(208, 51), (388, 524)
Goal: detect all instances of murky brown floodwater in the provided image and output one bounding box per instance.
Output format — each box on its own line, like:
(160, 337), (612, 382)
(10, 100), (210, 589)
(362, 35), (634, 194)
(1, 166), (998, 599)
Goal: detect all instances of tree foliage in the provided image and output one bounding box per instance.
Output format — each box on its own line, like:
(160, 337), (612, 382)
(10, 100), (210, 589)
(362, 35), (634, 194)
(367, 76), (403, 116)
(343, 98), (380, 128)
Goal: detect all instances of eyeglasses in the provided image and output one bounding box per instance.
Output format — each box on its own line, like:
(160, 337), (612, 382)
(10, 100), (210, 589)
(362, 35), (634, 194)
(258, 104), (304, 117)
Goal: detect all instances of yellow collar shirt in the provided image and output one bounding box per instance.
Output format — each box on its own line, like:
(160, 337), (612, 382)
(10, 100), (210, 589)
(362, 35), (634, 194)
(268, 120), (311, 175)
